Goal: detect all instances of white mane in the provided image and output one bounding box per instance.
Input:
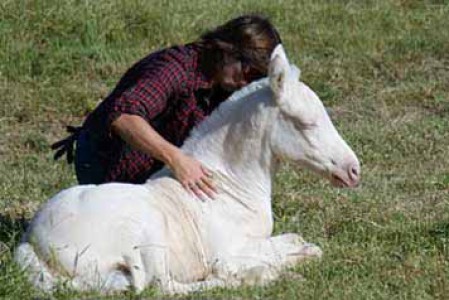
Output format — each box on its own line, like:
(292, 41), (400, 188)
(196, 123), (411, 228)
(182, 77), (270, 150)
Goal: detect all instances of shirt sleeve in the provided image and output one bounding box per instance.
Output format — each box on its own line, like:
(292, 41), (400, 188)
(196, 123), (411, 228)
(106, 55), (187, 128)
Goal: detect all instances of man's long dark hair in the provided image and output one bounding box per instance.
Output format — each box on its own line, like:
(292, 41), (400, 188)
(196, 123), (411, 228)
(197, 14), (282, 77)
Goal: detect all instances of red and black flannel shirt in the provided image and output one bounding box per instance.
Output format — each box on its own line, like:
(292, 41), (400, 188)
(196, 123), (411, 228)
(82, 44), (231, 183)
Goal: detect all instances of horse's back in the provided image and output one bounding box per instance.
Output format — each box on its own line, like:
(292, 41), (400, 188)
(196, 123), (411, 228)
(24, 183), (158, 281)
(29, 183), (154, 244)
(22, 180), (208, 286)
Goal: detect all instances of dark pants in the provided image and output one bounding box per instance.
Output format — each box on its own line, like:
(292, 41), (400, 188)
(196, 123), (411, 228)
(75, 130), (107, 185)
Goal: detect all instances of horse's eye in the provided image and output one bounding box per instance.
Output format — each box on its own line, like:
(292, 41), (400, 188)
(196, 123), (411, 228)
(289, 115), (317, 131)
(298, 120), (317, 131)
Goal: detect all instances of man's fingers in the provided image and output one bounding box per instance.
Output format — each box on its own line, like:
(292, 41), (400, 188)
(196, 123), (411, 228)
(200, 166), (216, 190)
(196, 180), (216, 200)
(200, 176), (217, 193)
(182, 179), (215, 201)
(184, 181), (205, 202)
(201, 165), (214, 178)
(179, 165), (217, 201)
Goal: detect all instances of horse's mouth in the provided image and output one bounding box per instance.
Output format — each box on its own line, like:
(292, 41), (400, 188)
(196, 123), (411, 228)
(330, 173), (359, 188)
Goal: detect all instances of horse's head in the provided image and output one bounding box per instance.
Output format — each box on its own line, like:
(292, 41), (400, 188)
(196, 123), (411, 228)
(268, 45), (360, 188)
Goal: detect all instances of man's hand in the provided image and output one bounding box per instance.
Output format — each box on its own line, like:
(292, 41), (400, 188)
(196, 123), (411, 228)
(169, 151), (217, 200)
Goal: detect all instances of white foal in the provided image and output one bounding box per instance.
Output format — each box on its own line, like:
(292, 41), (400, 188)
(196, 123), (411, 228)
(15, 45), (360, 294)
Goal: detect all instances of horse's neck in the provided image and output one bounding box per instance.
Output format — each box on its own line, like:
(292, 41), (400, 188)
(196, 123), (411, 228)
(182, 85), (277, 201)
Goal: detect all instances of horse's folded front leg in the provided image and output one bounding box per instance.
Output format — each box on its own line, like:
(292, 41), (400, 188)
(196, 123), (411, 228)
(211, 234), (322, 287)
(211, 255), (280, 287)
(268, 233), (322, 266)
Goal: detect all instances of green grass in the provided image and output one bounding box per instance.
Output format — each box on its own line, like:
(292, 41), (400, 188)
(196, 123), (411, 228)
(1, 0), (448, 299)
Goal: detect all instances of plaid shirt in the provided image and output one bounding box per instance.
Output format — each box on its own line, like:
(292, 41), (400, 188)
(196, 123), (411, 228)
(82, 44), (230, 183)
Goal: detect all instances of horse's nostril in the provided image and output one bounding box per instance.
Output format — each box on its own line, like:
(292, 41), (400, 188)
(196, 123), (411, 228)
(348, 164), (360, 183)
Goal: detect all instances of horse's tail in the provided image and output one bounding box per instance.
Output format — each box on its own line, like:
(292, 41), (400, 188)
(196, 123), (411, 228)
(14, 242), (58, 292)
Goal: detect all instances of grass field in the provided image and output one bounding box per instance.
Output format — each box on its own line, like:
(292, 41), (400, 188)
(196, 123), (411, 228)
(1, 0), (448, 299)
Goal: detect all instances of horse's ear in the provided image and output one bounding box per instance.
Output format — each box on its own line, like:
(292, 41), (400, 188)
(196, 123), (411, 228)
(269, 44), (290, 104)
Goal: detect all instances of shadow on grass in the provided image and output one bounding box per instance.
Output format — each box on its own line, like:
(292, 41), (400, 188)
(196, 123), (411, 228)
(428, 222), (449, 256)
(382, 220), (449, 260)
(0, 213), (29, 247)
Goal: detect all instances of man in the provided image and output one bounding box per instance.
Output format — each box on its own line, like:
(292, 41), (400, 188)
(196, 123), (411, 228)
(53, 14), (282, 199)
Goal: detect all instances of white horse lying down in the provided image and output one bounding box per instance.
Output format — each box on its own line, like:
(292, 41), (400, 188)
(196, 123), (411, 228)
(15, 45), (360, 294)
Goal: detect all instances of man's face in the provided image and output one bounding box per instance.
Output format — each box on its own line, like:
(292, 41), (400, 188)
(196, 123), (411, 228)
(215, 56), (264, 92)
(216, 60), (248, 92)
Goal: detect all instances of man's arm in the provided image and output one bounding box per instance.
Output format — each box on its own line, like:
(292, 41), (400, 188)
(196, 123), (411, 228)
(111, 113), (216, 199)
